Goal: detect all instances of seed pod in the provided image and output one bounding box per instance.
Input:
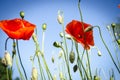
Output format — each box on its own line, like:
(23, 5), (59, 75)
(69, 51), (75, 63)
(73, 64), (78, 72)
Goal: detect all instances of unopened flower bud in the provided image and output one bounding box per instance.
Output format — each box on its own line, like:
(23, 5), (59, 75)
(69, 51), (75, 63)
(31, 67), (38, 80)
(111, 23), (116, 29)
(57, 10), (64, 24)
(4, 51), (12, 67)
(42, 23), (47, 30)
(106, 25), (110, 31)
(53, 41), (61, 48)
(110, 76), (114, 80)
(84, 26), (93, 32)
(20, 11), (25, 19)
(98, 51), (102, 56)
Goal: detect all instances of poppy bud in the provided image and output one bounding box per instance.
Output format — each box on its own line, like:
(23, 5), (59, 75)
(53, 41), (61, 48)
(57, 10), (64, 24)
(84, 26), (93, 32)
(42, 23), (47, 30)
(69, 51), (75, 63)
(4, 51), (12, 67)
(98, 51), (102, 56)
(31, 67), (38, 80)
(20, 11), (25, 19)
(111, 23), (116, 29)
(117, 39), (120, 45)
(73, 65), (78, 72)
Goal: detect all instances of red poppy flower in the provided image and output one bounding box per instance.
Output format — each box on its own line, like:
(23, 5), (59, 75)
(118, 4), (120, 8)
(65, 20), (94, 50)
(0, 18), (36, 40)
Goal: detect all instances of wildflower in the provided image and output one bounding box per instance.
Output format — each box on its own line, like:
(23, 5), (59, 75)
(57, 10), (64, 24)
(31, 67), (38, 80)
(4, 51), (12, 67)
(42, 23), (47, 30)
(69, 51), (75, 63)
(65, 20), (94, 50)
(0, 18), (36, 40)
(118, 4), (120, 8)
(20, 11), (25, 19)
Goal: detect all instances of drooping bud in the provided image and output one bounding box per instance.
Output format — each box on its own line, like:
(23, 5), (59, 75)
(42, 23), (47, 31)
(73, 64), (78, 72)
(31, 67), (38, 80)
(57, 10), (64, 24)
(69, 51), (75, 63)
(111, 23), (116, 29)
(4, 51), (12, 67)
(20, 11), (25, 19)
(84, 26), (93, 32)
(53, 41), (61, 48)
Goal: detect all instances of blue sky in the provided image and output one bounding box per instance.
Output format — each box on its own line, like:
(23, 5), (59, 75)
(0, 0), (120, 80)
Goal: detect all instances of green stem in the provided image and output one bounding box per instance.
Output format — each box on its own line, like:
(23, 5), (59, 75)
(5, 37), (10, 50)
(15, 55), (25, 80)
(86, 50), (92, 80)
(6, 68), (9, 80)
(62, 22), (72, 80)
(16, 40), (28, 80)
(95, 26), (120, 74)
(37, 56), (45, 80)
(75, 42), (89, 79)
